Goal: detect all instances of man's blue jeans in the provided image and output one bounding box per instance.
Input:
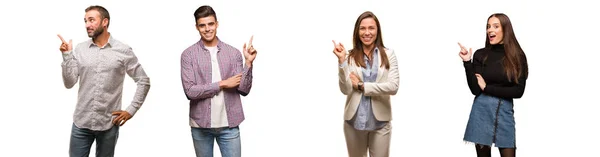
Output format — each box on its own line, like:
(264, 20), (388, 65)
(191, 126), (241, 157)
(69, 123), (119, 157)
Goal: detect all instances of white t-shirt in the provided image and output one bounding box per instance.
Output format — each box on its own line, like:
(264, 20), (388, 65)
(207, 46), (229, 128)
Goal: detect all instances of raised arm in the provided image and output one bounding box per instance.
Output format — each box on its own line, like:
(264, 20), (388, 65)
(58, 34), (79, 89)
(237, 36), (256, 96)
(459, 42), (483, 95)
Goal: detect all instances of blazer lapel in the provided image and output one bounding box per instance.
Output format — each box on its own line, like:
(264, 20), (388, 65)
(375, 51), (384, 82)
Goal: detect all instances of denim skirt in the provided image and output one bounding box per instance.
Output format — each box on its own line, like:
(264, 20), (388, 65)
(463, 93), (516, 148)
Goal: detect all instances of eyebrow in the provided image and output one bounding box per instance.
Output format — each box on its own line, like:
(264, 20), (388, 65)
(197, 22), (215, 26)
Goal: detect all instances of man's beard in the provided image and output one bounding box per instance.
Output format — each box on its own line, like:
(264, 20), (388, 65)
(88, 26), (104, 39)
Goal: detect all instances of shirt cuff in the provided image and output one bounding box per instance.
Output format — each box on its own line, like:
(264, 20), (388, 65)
(62, 51), (73, 61)
(463, 60), (472, 66)
(125, 105), (139, 116)
(339, 61), (348, 68)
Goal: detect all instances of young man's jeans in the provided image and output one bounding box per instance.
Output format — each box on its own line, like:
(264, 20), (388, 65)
(191, 126), (241, 157)
(69, 123), (119, 157)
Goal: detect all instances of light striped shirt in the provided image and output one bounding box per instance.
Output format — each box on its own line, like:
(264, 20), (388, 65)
(61, 35), (150, 131)
(346, 48), (388, 131)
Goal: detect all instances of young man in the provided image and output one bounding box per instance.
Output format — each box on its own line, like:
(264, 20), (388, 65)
(58, 5), (151, 157)
(180, 5), (257, 157)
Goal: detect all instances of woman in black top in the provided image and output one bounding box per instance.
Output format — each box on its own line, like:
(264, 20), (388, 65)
(458, 13), (528, 157)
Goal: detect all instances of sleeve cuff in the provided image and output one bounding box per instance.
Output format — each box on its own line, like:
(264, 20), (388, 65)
(125, 105), (139, 116)
(62, 51), (73, 61)
(463, 60), (472, 67)
(339, 61), (348, 68)
(212, 82), (221, 92)
(244, 65), (253, 74)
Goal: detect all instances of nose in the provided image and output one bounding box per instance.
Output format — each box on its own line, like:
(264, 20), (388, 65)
(85, 22), (93, 29)
(364, 29), (372, 36)
(487, 28), (494, 34)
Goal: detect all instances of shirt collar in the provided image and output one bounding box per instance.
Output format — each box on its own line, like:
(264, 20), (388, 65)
(88, 34), (114, 48)
(363, 47), (380, 59)
(198, 36), (223, 52)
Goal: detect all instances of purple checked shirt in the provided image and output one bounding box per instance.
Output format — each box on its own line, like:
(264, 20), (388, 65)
(180, 38), (253, 128)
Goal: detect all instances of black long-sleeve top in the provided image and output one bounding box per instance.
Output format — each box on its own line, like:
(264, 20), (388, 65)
(463, 44), (528, 99)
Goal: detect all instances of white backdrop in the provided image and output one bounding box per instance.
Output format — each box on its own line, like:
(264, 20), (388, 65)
(1, 0), (598, 156)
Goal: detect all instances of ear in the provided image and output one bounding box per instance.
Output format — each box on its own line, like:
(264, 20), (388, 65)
(102, 18), (109, 28)
(195, 24), (200, 31)
(215, 21), (219, 29)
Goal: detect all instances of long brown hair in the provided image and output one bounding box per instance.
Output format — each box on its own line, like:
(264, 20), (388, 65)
(348, 11), (390, 69)
(485, 13), (528, 83)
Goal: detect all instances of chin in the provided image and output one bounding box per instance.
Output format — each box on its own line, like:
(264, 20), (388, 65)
(202, 36), (214, 41)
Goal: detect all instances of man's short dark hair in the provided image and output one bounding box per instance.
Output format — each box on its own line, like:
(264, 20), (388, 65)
(194, 5), (217, 24)
(85, 5), (110, 27)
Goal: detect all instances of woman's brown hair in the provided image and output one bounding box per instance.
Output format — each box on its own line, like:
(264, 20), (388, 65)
(485, 13), (528, 83)
(348, 11), (390, 69)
